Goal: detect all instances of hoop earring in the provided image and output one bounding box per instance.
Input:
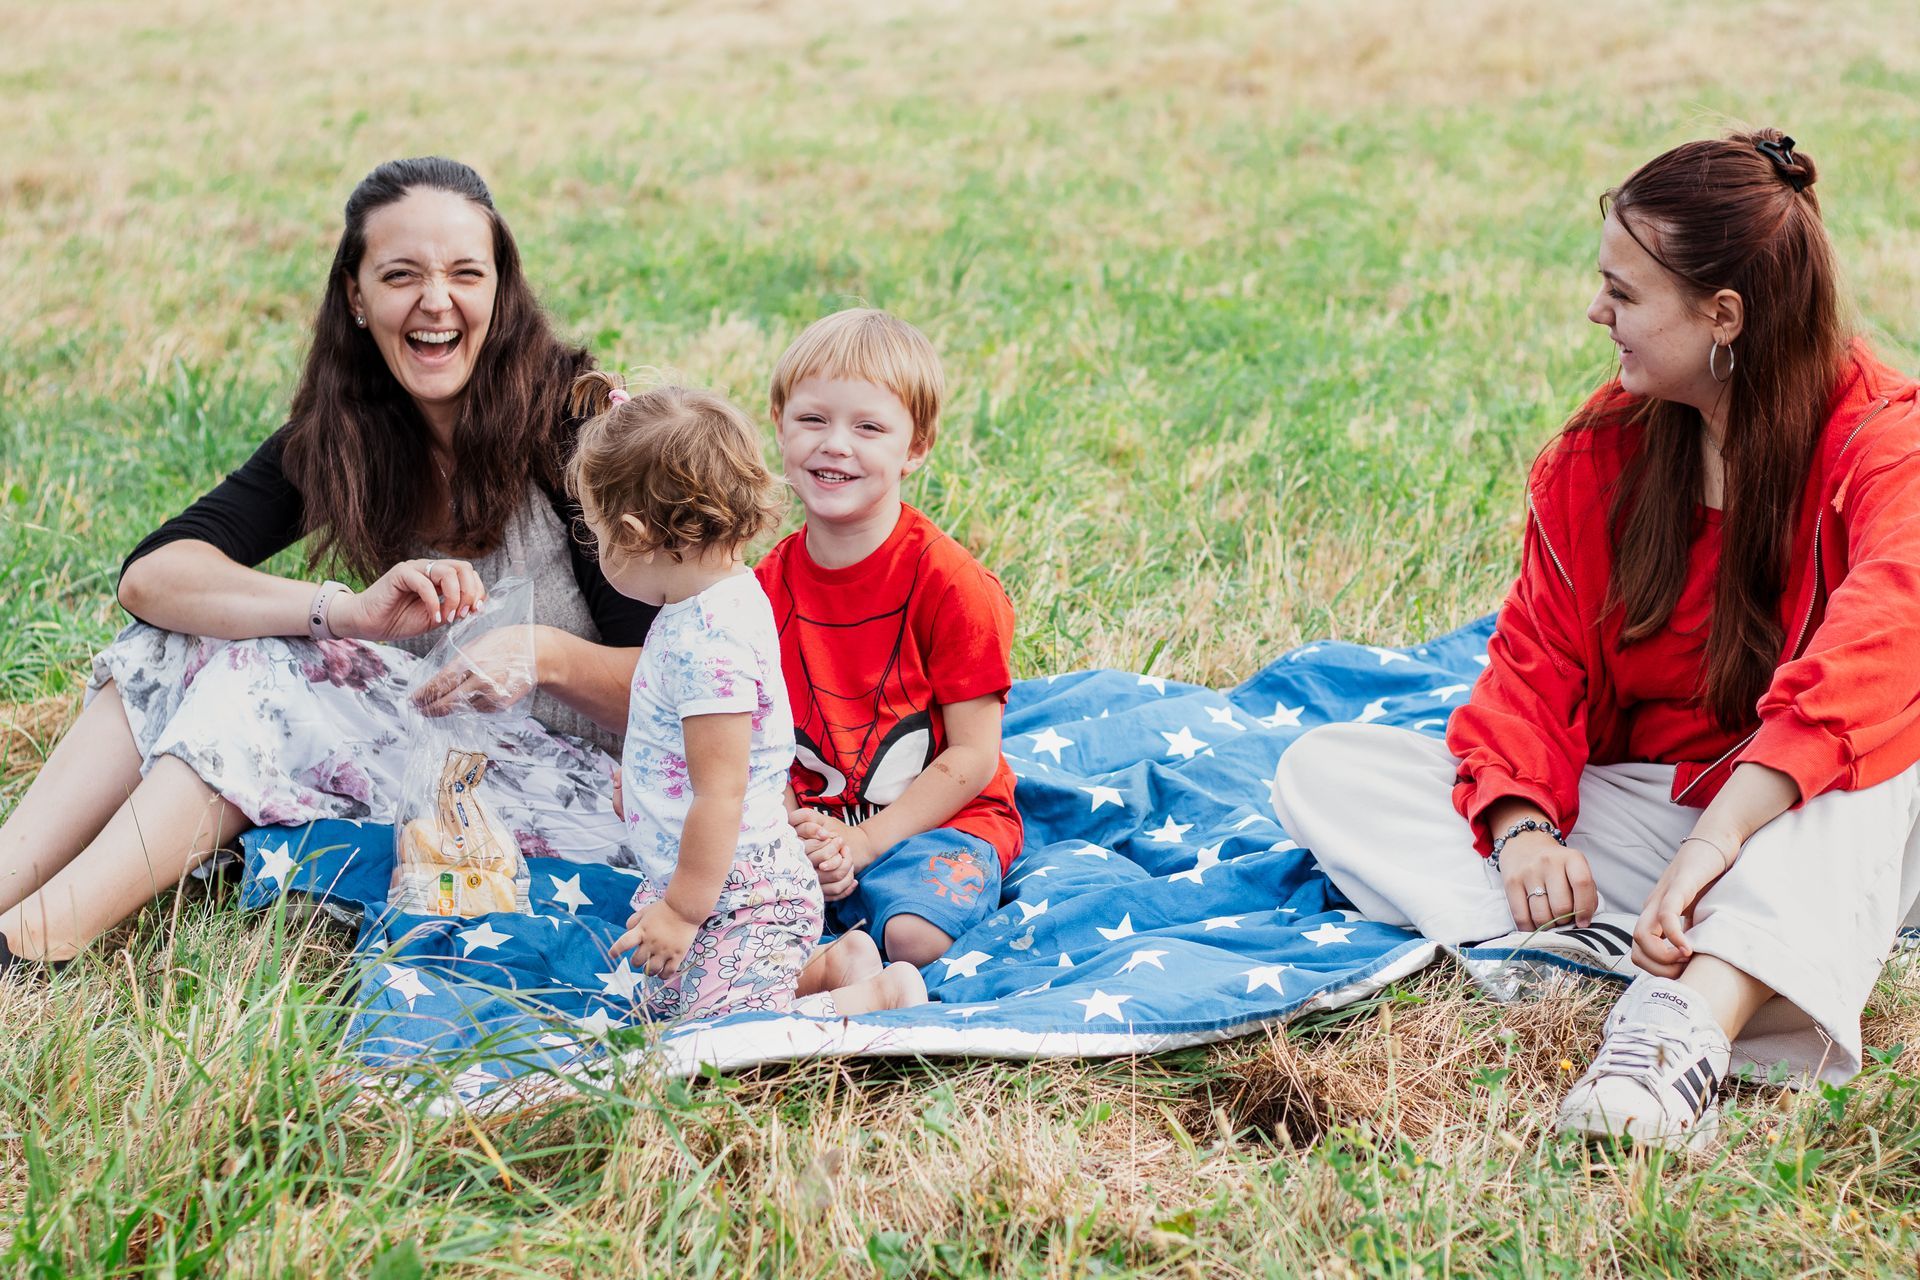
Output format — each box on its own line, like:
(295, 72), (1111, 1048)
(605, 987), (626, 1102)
(1708, 339), (1735, 384)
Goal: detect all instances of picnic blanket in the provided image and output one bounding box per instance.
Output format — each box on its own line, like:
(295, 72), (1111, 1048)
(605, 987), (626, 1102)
(239, 614), (1563, 1107)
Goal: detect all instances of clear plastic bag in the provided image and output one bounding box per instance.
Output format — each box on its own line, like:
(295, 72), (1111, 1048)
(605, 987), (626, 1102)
(389, 577), (538, 917)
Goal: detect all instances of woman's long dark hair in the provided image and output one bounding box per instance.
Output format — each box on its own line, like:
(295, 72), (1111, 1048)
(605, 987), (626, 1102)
(281, 157), (589, 581)
(1574, 128), (1847, 732)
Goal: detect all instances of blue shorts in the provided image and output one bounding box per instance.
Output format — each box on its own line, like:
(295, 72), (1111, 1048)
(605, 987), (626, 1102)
(827, 828), (1003, 957)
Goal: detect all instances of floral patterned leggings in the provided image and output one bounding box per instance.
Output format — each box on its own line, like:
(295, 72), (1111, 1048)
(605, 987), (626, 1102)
(632, 848), (835, 1021)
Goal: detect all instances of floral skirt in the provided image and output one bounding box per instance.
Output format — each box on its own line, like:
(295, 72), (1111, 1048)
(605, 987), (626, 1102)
(90, 623), (633, 866)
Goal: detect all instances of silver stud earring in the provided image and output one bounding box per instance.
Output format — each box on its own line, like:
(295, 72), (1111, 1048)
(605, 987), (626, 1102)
(355, 314), (367, 328)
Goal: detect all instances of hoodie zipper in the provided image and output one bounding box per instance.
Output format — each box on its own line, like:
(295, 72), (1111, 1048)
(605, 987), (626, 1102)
(1669, 396), (1892, 804)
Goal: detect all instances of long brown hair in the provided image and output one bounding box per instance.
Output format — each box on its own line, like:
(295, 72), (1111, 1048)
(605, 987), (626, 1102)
(281, 157), (590, 581)
(1575, 128), (1847, 731)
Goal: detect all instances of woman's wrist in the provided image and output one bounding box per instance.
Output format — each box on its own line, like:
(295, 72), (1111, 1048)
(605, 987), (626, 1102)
(529, 624), (564, 692)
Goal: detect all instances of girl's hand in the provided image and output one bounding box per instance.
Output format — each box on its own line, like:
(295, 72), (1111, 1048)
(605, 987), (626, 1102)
(331, 558), (486, 643)
(411, 626), (541, 717)
(1499, 831), (1598, 931)
(610, 769), (626, 822)
(612, 900), (701, 978)
(1633, 834), (1737, 977)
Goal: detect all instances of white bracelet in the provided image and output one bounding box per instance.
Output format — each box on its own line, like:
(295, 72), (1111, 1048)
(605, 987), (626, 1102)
(309, 580), (349, 641)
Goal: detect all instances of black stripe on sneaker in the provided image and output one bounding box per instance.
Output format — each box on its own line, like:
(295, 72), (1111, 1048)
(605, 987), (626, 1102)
(1561, 927), (1629, 957)
(1673, 1071), (1702, 1115)
(1586, 920), (1635, 946)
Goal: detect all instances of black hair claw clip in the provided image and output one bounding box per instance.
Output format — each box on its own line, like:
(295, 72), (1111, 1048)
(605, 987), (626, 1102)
(1755, 136), (1806, 191)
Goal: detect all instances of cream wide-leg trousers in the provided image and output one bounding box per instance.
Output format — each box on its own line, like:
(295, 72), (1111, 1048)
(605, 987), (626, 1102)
(1271, 722), (1920, 1082)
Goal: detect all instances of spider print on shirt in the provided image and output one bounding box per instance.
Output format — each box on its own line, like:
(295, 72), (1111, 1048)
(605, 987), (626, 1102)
(781, 587), (939, 825)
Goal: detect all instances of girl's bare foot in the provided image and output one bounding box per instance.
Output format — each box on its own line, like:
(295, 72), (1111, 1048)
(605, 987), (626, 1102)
(877, 960), (928, 1009)
(823, 958), (930, 1016)
(796, 929), (883, 996)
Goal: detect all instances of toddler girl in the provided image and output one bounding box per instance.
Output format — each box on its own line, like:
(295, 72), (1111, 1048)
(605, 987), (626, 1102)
(567, 374), (926, 1021)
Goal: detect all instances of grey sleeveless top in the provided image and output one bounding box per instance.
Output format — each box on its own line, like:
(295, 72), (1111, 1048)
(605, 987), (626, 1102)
(403, 482), (621, 756)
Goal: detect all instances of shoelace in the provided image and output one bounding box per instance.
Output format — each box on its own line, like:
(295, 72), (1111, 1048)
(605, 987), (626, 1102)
(1586, 1022), (1694, 1083)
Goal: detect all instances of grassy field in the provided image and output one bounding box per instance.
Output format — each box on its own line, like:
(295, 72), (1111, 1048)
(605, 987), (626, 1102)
(6, 0), (1920, 1273)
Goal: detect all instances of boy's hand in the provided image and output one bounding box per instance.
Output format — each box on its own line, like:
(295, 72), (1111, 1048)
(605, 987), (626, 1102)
(612, 900), (701, 978)
(789, 806), (874, 901)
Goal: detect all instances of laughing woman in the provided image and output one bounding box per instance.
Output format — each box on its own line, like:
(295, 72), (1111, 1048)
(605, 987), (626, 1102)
(0, 157), (653, 969)
(1273, 130), (1920, 1149)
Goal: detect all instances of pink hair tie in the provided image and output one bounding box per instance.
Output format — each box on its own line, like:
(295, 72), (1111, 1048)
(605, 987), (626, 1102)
(606, 388), (630, 405)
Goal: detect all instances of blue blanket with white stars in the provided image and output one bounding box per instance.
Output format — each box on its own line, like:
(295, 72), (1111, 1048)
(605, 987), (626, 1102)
(237, 615), (1504, 1108)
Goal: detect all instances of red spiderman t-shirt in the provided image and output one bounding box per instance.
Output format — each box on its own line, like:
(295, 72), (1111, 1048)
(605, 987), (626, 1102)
(755, 504), (1023, 874)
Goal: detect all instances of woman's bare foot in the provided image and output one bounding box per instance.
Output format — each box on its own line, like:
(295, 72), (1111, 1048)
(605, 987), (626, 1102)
(826, 958), (930, 1016)
(795, 929), (883, 996)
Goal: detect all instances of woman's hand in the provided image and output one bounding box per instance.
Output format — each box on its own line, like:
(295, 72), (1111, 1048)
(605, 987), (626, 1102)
(1633, 834), (1737, 977)
(612, 899), (701, 978)
(331, 558), (487, 643)
(1499, 831), (1598, 931)
(410, 625), (541, 717)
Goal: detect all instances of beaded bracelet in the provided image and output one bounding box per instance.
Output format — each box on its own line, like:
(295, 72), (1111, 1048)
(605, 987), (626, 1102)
(1489, 817), (1565, 869)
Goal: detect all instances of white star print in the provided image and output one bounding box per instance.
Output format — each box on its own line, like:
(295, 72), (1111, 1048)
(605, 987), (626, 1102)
(1242, 964), (1291, 994)
(1200, 914), (1245, 931)
(548, 873), (593, 914)
(380, 964), (433, 1010)
(1015, 865), (1057, 881)
(1016, 898), (1051, 922)
(940, 950), (994, 980)
(1427, 683), (1469, 700)
(1095, 914), (1136, 942)
(456, 921), (512, 956)
(578, 1006), (625, 1036)
(1137, 675), (1167, 694)
(1205, 706), (1245, 731)
(537, 1033), (579, 1050)
(1258, 703), (1304, 729)
(595, 958), (645, 1001)
(1080, 785), (1125, 812)
(1161, 726), (1207, 760)
(1074, 990), (1132, 1022)
(1232, 813), (1272, 830)
(1028, 727), (1074, 764)
(1473, 653), (1491, 666)
(1168, 843), (1223, 886)
(451, 1064), (497, 1097)
(1364, 646), (1412, 666)
(255, 839), (297, 887)
(1354, 697), (1390, 724)
(1413, 718), (1447, 731)
(1057, 951), (1075, 967)
(1071, 846), (1112, 860)
(1120, 948), (1168, 973)
(1144, 816), (1193, 845)
(1303, 922), (1356, 946)
(1012, 979), (1053, 997)
(1291, 645), (1323, 660)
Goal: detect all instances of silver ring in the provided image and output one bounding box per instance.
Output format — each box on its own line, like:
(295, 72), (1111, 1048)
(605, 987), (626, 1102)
(422, 559), (440, 574)
(1526, 888), (1548, 898)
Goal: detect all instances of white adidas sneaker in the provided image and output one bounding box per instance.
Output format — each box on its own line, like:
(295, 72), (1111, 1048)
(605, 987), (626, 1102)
(1556, 975), (1731, 1151)
(1474, 912), (1644, 978)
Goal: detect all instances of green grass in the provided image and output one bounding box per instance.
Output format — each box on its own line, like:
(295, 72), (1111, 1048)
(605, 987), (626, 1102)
(6, 0), (1920, 1274)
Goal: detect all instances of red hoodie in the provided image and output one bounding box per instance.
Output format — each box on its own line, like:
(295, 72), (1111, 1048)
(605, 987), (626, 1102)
(1449, 343), (1920, 854)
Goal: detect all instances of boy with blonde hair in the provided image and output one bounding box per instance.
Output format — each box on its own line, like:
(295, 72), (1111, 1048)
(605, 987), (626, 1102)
(758, 309), (1022, 966)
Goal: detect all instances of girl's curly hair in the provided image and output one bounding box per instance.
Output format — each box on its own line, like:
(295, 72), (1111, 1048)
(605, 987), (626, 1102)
(565, 372), (782, 562)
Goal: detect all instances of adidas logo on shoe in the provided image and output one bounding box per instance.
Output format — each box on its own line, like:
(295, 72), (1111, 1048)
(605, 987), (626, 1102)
(1556, 975), (1732, 1151)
